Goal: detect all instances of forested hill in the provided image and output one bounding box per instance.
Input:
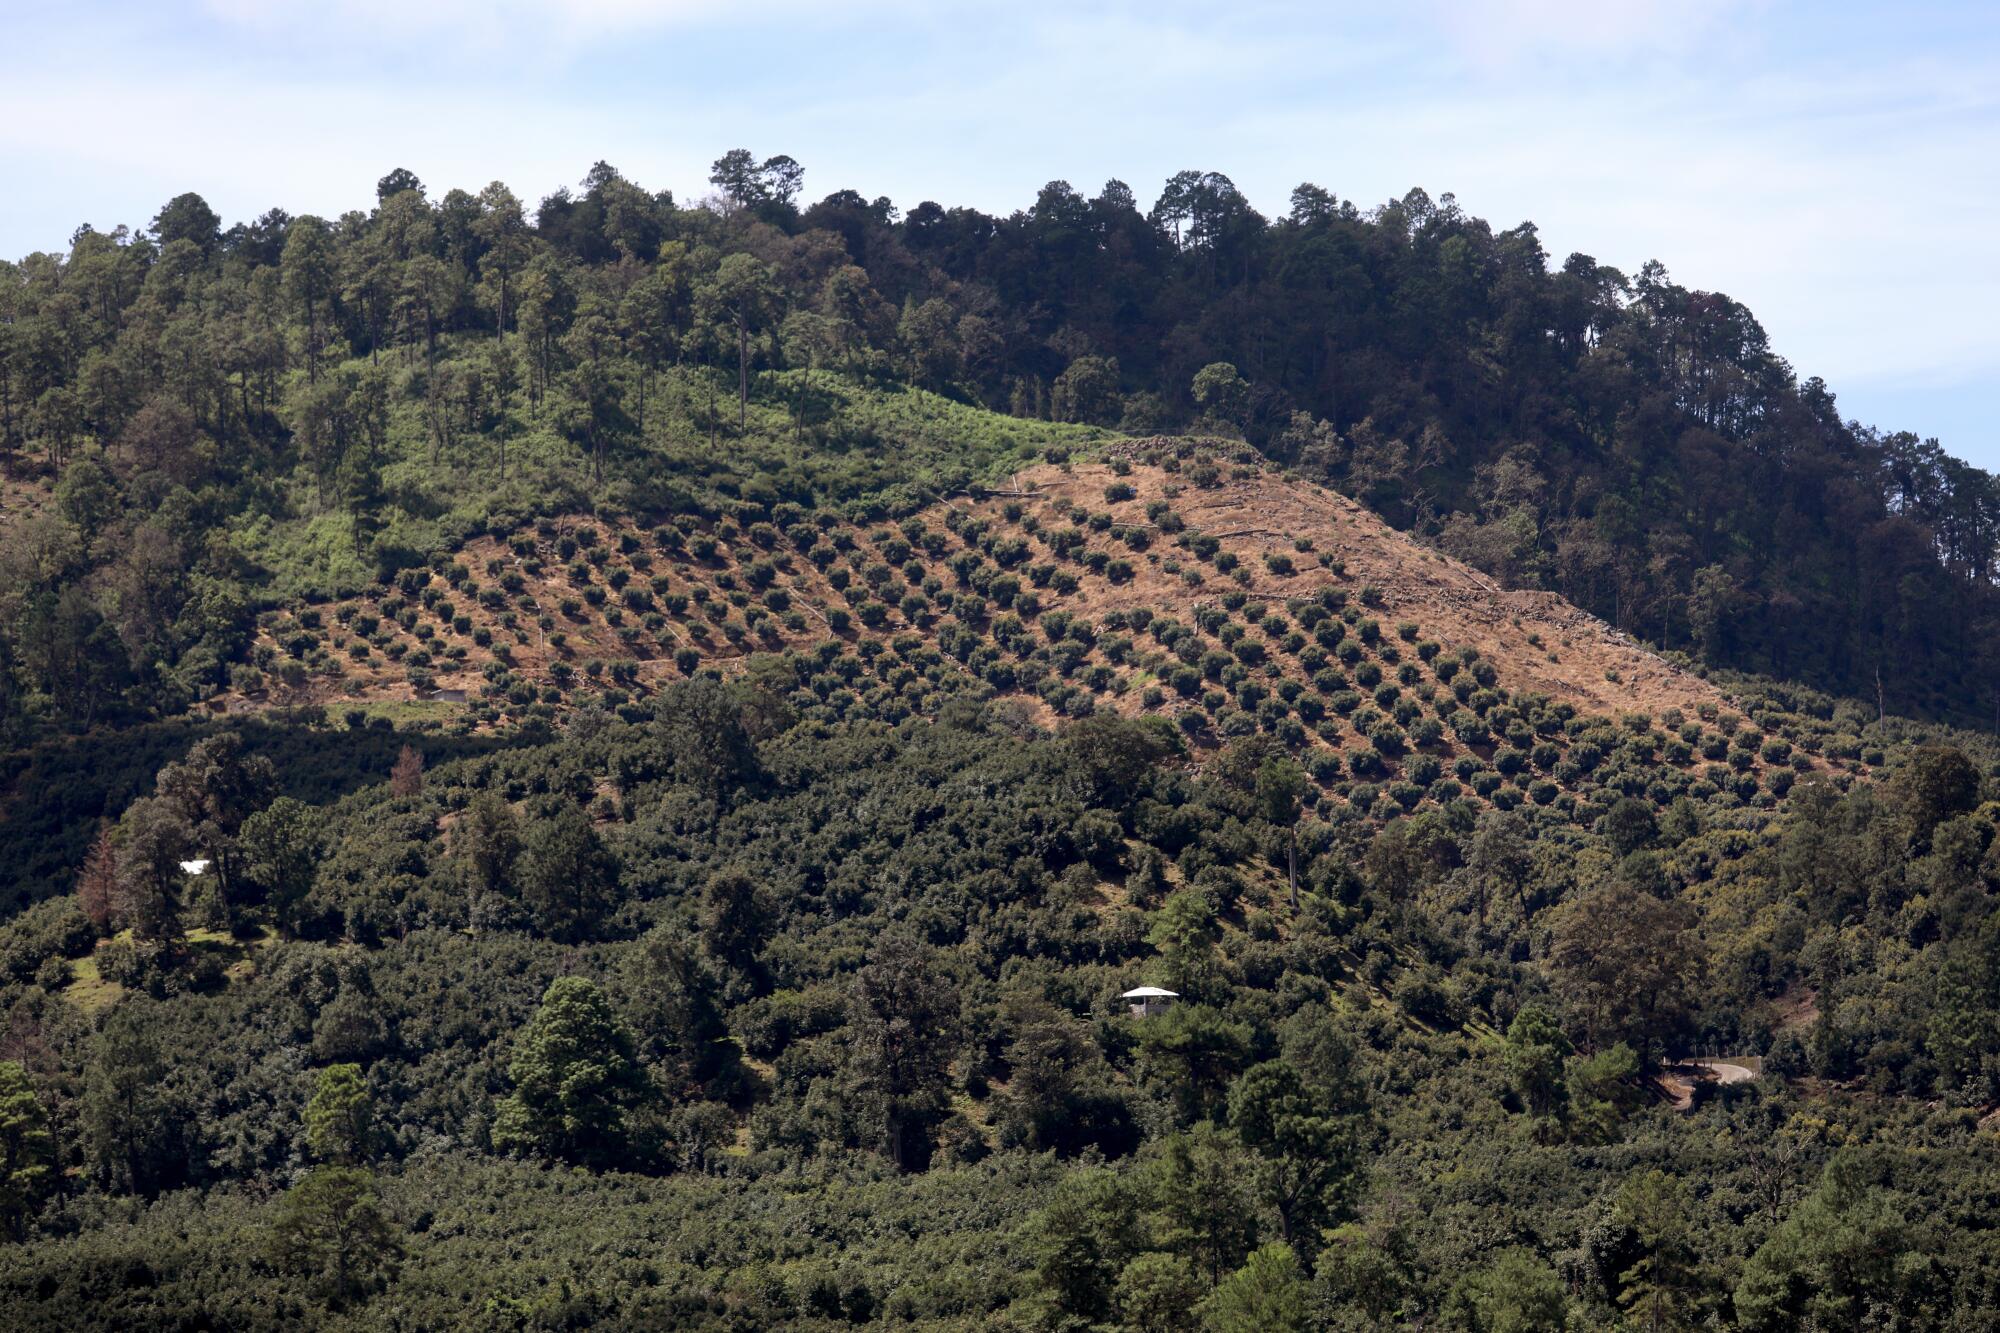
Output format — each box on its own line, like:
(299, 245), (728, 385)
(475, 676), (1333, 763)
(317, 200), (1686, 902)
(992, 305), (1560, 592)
(4, 158), (2000, 1329)
(5, 154), (1997, 736)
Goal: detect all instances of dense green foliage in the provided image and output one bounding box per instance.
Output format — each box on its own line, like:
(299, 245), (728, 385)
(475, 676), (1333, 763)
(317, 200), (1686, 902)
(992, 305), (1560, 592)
(0, 668), (1995, 1326)
(4, 156), (2000, 1328)
(5, 155), (1998, 740)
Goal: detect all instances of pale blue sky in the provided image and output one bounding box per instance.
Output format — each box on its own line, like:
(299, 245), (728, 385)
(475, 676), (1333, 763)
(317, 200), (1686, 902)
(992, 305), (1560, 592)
(4, 0), (1997, 467)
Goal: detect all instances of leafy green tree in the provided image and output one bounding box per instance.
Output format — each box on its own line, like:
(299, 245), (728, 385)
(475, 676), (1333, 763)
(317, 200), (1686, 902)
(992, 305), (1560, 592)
(151, 191), (221, 255)
(518, 805), (618, 943)
(0, 1061), (53, 1239)
(268, 1166), (401, 1307)
(1687, 565), (1743, 660)
(1567, 1042), (1640, 1144)
(281, 215), (337, 382)
(1547, 882), (1700, 1064)
(1201, 1242), (1309, 1332)
(1503, 1005), (1571, 1130)
(335, 430), (384, 552)
(15, 584), (131, 728)
(1891, 745), (1982, 847)
(618, 922), (725, 1096)
(1734, 1152), (1926, 1331)
(1226, 1059), (1357, 1255)
(153, 730), (276, 919)
(699, 252), (778, 430)
(620, 248), (693, 427)
(557, 311), (625, 482)
(1052, 354), (1122, 426)
(1255, 755), (1309, 908)
(1060, 711), (1177, 810)
(648, 676), (761, 795)
(54, 457), (118, 535)
(698, 863), (773, 991)
(1443, 1247), (1569, 1332)
(312, 977), (390, 1065)
(281, 371), (349, 507)
(471, 181), (531, 334)
(375, 166), (423, 200)
(1147, 889), (1222, 1002)
(1456, 804), (1528, 920)
(112, 795), (188, 941)
(1602, 797), (1658, 856)
(492, 977), (647, 1168)
(480, 337), (521, 476)
(1277, 1002), (1365, 1108)
(708, 149), (804, 210)
(779, 309), (844, 442)
(1191, 362), (1249, 430)
(815, 263), (887, 373)
(995, 992), (1115, 1154)
(239, 796), (323, 935)
(1314, 1211), (1421, 1328)
(82, 1003), (177, 1194)
(897, 296), (961, 389)
(1929, 914), (2000, 1103)
(454, 791), (521, 928)
(305, 1063), (375, 1165)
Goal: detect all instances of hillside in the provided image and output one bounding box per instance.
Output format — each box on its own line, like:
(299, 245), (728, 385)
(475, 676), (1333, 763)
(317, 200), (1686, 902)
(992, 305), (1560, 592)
(256, 456), (1731, 725)
(235, 452), (1818, 827)
(2, 163), (2000, 1330)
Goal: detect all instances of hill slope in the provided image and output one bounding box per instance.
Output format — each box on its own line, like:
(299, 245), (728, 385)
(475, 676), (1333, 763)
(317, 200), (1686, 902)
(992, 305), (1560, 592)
(3, 168), (2000, 1330)
(237, 451), (1819, 832)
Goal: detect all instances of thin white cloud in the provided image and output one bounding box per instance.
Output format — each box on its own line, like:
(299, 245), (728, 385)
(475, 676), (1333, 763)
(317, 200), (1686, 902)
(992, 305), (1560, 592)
(0, 69), (716, 238)
(197, 0), (903, 53)
(5, 2), (1998, 461)
(1423, 0), (1756, 69)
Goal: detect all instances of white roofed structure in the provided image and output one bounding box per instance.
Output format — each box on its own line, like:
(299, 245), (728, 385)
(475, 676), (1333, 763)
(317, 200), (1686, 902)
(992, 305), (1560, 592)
(1121, 985), (1179, 1017)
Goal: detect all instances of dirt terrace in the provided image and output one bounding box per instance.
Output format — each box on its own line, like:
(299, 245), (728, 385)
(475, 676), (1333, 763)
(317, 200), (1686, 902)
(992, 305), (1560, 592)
(985, 462), (1740, 725)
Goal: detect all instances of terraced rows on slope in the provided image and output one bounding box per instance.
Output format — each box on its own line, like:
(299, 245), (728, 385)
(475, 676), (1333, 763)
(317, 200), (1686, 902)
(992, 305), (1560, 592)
(239, 457), (1832, 821)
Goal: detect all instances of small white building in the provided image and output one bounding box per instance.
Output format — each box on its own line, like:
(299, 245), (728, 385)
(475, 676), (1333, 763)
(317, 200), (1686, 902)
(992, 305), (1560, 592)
(179, 858), (211, 876)
(1121, 985), (1180, 1018)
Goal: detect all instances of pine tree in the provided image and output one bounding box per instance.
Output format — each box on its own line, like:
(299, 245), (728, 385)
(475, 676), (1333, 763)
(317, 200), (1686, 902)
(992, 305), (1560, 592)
(268, 1166), (401, 1307)
(1155, 1123), (1257, 1289)
(0, 1062), (53, 1240)
(518, 806), (617, 943)
(1614, 1169), (1700, 1332)
(846, 932), (959, 1171)
(76, 825), (117, 935)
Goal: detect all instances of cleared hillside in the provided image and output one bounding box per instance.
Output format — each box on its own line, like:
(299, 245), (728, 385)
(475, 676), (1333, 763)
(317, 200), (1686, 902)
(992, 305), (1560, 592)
(239, 452), (1828, 826)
